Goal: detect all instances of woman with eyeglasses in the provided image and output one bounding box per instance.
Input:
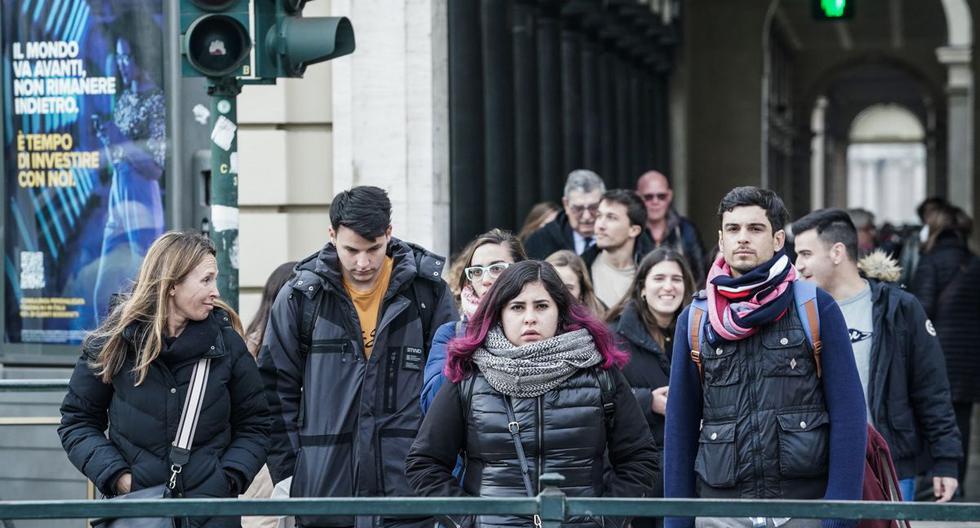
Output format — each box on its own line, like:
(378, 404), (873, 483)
(420, 229), (527, 413)
(406, 261), (658, 528)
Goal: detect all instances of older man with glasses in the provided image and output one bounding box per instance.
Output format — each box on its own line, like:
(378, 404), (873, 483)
(636, 170), (706, 282)
(525, 169), (607, 259)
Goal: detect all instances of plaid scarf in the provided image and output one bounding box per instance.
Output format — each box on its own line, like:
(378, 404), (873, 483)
(706, 250), (797, 341)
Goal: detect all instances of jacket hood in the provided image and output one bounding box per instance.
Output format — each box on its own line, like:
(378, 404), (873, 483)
(858, 250), (902, 283)
(292, 237), (447, 301)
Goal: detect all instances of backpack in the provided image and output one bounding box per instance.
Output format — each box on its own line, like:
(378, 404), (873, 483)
(686, 280), (823, 381)
(859, 424), (912, 528)
(296, 278), (439, 360)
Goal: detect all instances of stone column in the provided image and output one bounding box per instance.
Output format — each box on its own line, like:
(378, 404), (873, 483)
(331, 0), (450, 257)
(937, 45), (973, 216)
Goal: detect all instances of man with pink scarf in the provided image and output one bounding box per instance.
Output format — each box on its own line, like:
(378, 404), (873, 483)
(664, 187), (866, 528)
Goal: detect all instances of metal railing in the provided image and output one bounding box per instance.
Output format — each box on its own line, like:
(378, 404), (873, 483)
(2, 476), (980, 525)
(2, 380), (980, 524)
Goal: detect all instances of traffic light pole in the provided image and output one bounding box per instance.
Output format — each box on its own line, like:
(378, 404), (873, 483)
(208, 77), (242, 311)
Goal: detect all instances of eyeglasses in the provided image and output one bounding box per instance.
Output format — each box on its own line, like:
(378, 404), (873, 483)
(465, 262), (511, 282)
(642, 192), (670, 203)
(569, 203), (600, 216)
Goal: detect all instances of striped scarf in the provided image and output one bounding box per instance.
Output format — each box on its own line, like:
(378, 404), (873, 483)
(706, 250), (797, 341)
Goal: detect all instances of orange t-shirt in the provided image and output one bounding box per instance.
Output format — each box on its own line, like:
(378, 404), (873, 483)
(344, 257), (393, 359)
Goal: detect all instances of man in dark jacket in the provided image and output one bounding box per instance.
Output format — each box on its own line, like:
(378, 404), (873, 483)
(636, 171), (706, 282)
(665, 188), (866, 528)
(259, 186), (457, 528)
(794, 208), (961, 503)
(525, 169), (606, 259)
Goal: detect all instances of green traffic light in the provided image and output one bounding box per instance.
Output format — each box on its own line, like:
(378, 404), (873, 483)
(820, 0), (847, 18)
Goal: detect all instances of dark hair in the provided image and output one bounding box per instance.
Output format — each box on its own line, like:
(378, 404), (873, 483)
(717, 186), (789, 233)
(518, 202), (561, 241)
(245, 261), (298, 356)
(445, 260), (628, 382)
(924, 204), (970, 253)
(452, 229), (528, 299)
(601, 189), (647, 228)
(917, 197), (948, 224)
(605, 248), (695, 349)
(792, 209), (859, 263)
(329, 186), (392, 240)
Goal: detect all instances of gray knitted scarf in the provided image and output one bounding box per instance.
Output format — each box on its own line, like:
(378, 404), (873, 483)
(472, 326), (602, 398)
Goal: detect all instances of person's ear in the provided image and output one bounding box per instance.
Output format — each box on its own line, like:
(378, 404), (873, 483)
(832, 242), (846, 265)
(328, 227), (336, 245)
(773, 230), (786, 251)
(629, 224), (642, 239)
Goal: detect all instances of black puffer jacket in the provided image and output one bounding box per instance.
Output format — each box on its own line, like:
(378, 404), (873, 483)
(912, 233), (980, 403)
(610, 301), (672, 497)
(59, 309), (271, 527)
(406, 367), (658, 528)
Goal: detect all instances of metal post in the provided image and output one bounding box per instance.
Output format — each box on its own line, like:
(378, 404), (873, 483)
(208, 78), (242, 311)
(538, 472), (566, 528)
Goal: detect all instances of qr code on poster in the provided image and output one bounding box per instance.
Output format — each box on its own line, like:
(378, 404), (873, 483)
(20, 251), (45, 290)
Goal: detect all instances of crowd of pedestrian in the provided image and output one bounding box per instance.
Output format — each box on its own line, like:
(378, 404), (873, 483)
(55, 173), (976, 528)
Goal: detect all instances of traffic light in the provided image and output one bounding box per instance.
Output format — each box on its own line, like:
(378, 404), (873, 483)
(812, 0), (854, 20)
(253, 0), (355, 78)
(181, 0), (253, 78)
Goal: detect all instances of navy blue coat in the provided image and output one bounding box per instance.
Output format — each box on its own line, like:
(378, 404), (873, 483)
(59, 309), (271, 527)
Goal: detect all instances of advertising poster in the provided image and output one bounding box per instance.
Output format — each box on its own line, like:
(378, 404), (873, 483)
(2, 0), (166, 344)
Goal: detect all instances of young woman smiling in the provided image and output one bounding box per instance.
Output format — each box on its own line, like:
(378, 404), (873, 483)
(605, 248), (695, 521)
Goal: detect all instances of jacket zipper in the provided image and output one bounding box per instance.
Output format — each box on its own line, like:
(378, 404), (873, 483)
(536, 394), (544, 494)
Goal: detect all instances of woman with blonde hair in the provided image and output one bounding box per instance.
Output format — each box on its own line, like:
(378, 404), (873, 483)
(59, 231), (270, 527)
(546, 249), (606, 317)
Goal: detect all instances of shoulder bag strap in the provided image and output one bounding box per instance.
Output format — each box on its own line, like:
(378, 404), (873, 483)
(167, 357), (212, 490)
(503, 396), (543, 528)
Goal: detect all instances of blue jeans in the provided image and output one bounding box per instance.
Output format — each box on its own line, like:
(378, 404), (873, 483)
(899, 477), (916, 501)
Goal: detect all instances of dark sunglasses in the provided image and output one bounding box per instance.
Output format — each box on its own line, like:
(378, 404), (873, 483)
(642, 192), (670, 202)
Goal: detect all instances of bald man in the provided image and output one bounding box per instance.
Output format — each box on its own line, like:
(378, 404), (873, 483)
(636, 170), (706, 281)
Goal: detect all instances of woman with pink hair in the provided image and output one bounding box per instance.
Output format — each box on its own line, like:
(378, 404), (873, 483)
(406, 260), (657, 528)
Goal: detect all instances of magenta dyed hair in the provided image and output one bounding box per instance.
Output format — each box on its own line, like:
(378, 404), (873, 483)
(444, 260), (628, 383)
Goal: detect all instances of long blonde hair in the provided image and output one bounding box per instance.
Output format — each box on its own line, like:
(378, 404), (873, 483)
(86, 231), (241, 385)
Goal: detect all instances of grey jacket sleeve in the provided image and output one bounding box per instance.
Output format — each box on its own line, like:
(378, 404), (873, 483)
(257, 284), (305, 484)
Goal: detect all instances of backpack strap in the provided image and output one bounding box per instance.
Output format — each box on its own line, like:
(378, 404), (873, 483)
(297, 288), (322, 356)
(687, 298), (708, 383)
(596, 368), (616, 432)
(792, 280), (822, 379)
(410, 280), (438, 361)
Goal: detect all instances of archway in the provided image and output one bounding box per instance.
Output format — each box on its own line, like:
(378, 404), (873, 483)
(847, 104), (926, 225)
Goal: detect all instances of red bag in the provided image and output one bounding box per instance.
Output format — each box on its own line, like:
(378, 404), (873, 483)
(859, 424), (912, 528)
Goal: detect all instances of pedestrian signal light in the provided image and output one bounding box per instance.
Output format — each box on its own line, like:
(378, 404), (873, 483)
(813, 0), (854, 20)
(181, 0), (253, 77)
(253, 0), (355, 79)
